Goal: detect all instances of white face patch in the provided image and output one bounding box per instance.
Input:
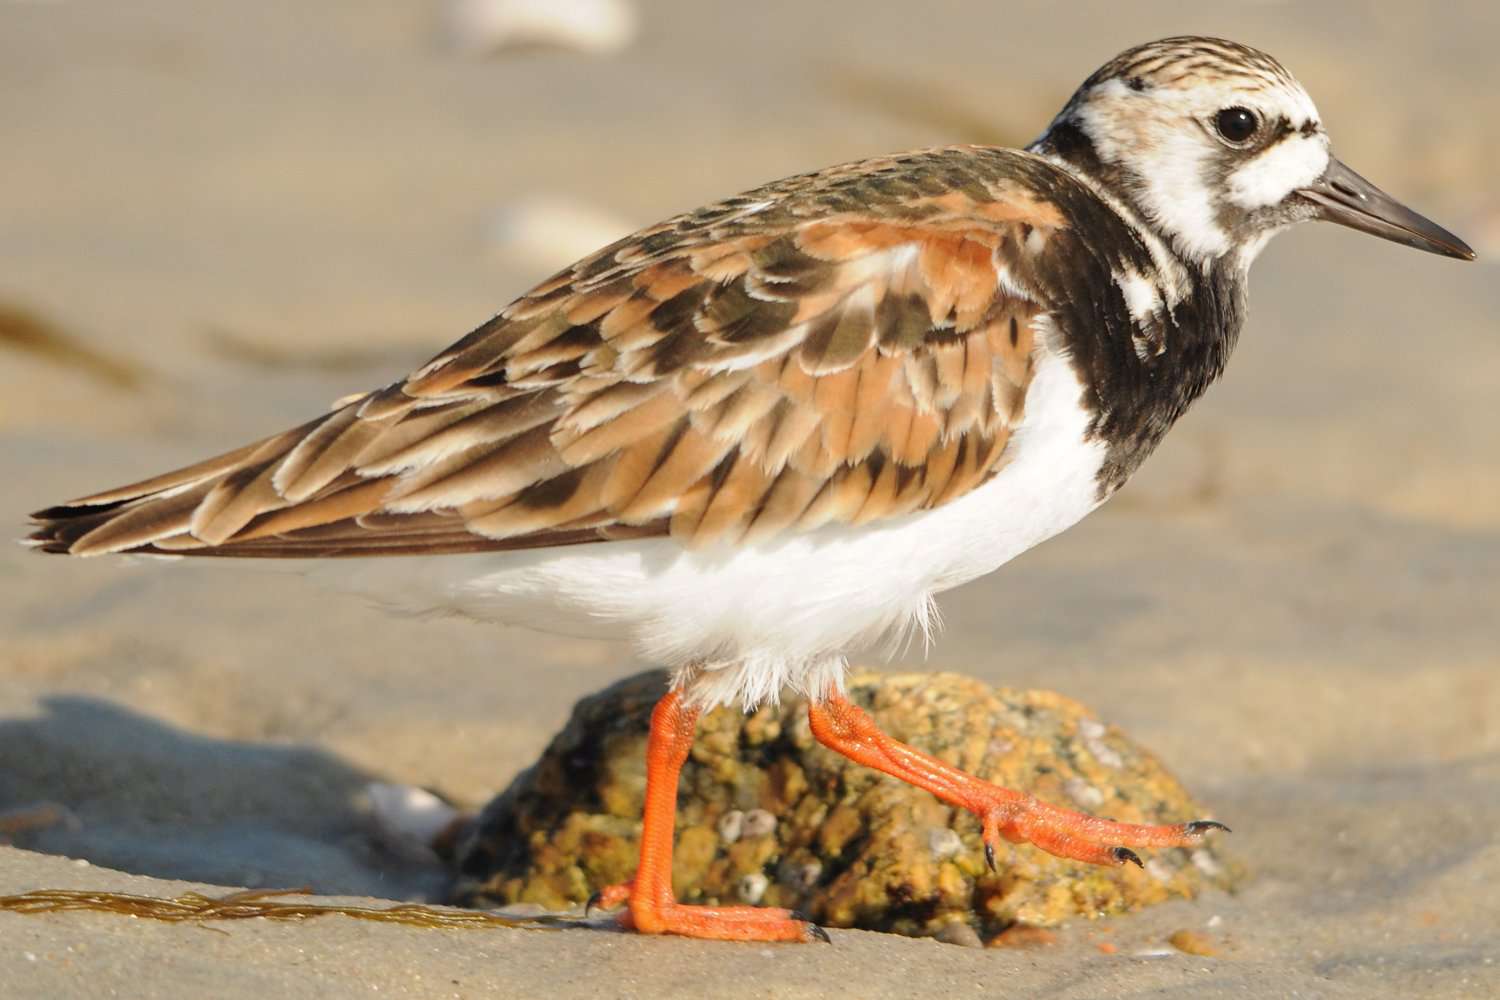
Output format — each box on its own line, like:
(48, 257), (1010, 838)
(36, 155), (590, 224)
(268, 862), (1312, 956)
(1061, 70), (1325, 264)
(1227, 133), (1330, 210)
(1075, 78), (1231, 261)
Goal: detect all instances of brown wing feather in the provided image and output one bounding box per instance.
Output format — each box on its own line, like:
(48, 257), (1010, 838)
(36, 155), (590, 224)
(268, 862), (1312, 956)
(30, 146), (1064, 559)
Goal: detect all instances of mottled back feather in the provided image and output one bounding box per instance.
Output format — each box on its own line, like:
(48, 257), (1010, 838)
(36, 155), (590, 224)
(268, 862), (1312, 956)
(31, 146), (1069, 558)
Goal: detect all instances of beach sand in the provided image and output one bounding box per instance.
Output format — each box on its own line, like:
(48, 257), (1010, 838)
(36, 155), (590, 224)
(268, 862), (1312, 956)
(2, 2), (1497, 997)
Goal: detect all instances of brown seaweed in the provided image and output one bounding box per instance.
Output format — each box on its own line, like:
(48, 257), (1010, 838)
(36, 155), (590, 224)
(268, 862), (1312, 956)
(0, 887), (577, 931)
(0, 303), (144, 389)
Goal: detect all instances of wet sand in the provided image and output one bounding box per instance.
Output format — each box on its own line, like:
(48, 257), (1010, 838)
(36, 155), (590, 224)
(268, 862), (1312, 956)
(2, 2), (1497, 997)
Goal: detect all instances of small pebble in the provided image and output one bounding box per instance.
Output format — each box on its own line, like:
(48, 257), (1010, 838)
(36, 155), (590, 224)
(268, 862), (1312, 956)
(1191, 849), (1224, 878)
(1064, 777), (1105, 808)
(1079, 719), (1124, 768)
(1168, 929), (1219, 957)
(0, 801), (82, 838)
(926, 827), (962, 860)
(736, 873), (769, 905)
(987, 926), (1057, 949)
(740, 808), (776, 838)
(934, 922), (983, 948)
(717, 809), (744, 844)
(776, 858), (822, 891)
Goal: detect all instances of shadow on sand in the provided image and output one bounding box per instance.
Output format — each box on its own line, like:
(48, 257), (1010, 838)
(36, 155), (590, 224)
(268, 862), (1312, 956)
(0, 695), (447, 900)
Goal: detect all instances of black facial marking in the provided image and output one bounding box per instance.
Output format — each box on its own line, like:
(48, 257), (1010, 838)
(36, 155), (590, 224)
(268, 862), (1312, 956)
(1127, 76), (1147, 92)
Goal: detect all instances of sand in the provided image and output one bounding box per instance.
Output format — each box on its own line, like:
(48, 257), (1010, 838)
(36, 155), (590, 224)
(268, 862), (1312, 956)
(2, 1), (1497, 997)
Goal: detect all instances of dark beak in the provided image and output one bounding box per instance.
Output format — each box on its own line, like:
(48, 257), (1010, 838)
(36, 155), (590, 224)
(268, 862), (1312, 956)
(1298, 158), (1475, 261)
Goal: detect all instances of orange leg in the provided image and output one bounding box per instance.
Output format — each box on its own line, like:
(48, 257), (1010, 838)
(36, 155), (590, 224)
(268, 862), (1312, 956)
(807, 692), (1227, 869)
(591, 690), (828, 942)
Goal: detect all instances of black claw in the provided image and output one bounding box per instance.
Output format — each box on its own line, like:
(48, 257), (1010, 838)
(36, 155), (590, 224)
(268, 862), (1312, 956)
(585, 891), (604, 918)
(1112, 847), (1144, 868)
(793, 911), (829, 943)
(984, 843), (997, 873)
(1186, 820), (1232, 836)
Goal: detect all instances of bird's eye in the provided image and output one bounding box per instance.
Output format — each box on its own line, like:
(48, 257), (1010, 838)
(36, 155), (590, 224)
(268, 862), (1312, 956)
(1214, 107), (1260, 144)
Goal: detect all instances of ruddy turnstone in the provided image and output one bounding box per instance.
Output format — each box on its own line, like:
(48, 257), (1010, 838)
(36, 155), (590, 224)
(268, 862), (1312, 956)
(29, 37), (1473, 942)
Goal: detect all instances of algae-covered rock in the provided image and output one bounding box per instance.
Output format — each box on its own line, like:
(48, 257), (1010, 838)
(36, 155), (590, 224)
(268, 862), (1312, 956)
(448, 670), (1240, 940)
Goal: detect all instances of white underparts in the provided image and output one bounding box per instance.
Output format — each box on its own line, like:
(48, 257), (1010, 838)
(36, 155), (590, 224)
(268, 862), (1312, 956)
(308, 348), (1109, 710)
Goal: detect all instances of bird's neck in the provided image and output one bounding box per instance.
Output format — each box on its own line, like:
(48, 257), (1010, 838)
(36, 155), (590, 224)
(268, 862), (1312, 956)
(1018, 135), (1247, 495)
(1030, 120), (1243, 277)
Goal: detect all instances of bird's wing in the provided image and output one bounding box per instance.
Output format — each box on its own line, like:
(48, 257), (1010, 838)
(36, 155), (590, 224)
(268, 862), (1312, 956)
(31, 147), (1070, 558)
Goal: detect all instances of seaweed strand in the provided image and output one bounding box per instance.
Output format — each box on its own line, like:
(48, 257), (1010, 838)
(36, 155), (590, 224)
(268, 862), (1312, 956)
(0, 887), (576, 930)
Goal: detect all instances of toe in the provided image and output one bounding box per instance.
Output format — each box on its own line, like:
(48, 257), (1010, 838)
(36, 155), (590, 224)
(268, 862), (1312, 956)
(1185, 819), (1231, 836)
(587, 881), (633, 916)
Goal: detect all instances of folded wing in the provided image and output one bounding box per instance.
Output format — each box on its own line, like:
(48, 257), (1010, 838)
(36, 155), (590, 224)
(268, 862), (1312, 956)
(31, 148), (1064, 558)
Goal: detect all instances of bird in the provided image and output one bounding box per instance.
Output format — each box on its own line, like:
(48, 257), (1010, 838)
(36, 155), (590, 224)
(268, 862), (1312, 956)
(28, 36), (1474, 943)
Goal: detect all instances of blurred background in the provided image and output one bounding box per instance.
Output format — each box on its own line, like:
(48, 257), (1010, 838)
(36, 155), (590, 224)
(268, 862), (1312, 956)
(0, 0), (1496, 987)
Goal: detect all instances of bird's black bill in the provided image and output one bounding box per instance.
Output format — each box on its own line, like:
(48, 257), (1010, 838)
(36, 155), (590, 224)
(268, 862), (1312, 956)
(1299, 158), (1475, 261)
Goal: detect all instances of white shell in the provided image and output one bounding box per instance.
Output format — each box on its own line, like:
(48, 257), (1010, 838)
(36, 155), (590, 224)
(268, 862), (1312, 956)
(366, 782), (460, 847)
(487, 195), (636, 274)
(443, 0), (638, 56)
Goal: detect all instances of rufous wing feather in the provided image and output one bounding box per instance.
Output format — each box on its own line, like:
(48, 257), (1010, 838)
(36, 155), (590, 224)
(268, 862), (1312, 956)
(30, 147), (1061, 559)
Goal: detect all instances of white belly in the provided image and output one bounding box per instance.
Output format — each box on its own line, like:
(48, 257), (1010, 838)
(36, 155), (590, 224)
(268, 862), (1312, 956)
(316, 351), (1107, 707)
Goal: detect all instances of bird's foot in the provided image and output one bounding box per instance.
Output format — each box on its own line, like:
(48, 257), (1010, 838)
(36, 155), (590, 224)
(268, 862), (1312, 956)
(588, 882), (827, 942)
(807, 692), (1228, 872)
(976, 793), (1230, 869)
(585, 880), (633, 916)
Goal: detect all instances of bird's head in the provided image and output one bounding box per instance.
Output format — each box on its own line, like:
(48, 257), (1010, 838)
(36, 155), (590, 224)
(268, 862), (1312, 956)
(1034, 36), (1474, 269)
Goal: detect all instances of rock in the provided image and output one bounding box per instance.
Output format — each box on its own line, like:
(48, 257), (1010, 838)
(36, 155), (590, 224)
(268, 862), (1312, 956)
(447, 670), (1241, 938)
